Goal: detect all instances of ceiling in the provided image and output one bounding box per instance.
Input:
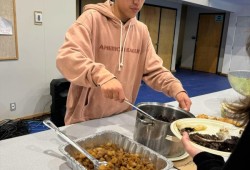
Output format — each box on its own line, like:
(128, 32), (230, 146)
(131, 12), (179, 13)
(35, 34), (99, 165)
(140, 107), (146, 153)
(218, 0), (250, 5)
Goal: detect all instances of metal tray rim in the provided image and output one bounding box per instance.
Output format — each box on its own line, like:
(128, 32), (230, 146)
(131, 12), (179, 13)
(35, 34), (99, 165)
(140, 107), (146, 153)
(59, 130), (173, 170)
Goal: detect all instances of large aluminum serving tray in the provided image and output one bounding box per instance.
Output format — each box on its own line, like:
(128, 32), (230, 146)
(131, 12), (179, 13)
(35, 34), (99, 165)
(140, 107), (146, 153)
(59, 130), (173, 170)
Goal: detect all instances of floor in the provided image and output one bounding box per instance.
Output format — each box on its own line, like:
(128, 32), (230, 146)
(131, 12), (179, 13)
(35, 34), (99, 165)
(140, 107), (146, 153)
(0, 69), (232, 139)
(135, 68), (231, 104)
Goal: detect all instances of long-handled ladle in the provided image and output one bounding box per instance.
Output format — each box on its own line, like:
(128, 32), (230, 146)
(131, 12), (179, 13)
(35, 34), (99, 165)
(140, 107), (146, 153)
(124, 99), (156, 120)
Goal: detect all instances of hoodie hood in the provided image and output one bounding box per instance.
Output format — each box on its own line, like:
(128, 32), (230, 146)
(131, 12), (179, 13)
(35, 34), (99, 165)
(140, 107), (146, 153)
(84, 0), (137, 25)
(84, 0), (136, 71)
(84, 0), (115, 21)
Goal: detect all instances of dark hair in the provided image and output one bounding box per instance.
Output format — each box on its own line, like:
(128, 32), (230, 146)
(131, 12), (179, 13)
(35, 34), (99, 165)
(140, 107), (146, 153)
(225, 97), (250, 127)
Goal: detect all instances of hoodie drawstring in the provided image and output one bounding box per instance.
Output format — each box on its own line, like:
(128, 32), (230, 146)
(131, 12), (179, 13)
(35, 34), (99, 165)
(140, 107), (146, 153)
(118, 21), (132, 71)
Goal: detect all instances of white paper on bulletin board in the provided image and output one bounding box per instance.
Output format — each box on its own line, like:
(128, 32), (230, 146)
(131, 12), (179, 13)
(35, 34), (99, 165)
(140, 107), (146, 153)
(0, 0), (18, 60)
(0, 17), (13, 35)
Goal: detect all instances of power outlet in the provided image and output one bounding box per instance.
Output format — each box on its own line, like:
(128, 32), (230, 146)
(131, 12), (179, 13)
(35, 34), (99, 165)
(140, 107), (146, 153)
(34, 11), (42, 25)
(10, 103), (16, 111)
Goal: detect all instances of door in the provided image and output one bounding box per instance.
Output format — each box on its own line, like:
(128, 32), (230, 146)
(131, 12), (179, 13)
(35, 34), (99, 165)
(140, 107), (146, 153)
(139, 5), (161, 51)
(158, 9), (176, 70)
(139, 5), (176, 70)
(193, 14), (224, 73)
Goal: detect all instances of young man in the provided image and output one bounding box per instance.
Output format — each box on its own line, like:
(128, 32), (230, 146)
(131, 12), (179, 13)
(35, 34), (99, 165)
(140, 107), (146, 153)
(56, 0), (192, 125)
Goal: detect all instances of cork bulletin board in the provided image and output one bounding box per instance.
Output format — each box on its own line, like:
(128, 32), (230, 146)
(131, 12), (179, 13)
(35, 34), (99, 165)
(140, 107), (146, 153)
(0, 0), (18, 60)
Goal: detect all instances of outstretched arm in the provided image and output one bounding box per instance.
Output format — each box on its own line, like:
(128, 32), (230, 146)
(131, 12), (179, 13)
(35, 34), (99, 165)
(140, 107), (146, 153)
(181, 131), (225, 170)
(181, 131), (202, 157)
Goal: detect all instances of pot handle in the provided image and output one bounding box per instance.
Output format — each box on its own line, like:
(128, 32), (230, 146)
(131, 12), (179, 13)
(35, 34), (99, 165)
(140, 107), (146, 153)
(165, 135), (180, 142)
(137, 117), (154, 126)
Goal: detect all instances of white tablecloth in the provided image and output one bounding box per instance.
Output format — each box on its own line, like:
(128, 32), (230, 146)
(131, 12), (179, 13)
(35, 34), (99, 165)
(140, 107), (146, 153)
(0, 88), (240, 170)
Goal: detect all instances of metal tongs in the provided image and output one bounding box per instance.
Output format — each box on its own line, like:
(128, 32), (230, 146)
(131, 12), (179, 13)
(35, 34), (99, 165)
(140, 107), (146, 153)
(43, 120), (107, 170)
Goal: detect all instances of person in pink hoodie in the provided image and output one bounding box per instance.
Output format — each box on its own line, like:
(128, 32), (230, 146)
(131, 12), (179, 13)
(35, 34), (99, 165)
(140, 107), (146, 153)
(56, 0), (192, 125)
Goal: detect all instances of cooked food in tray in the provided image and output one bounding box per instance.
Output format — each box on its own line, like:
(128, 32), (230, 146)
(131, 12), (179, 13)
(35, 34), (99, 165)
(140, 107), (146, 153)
(59, 131), (173, 170)
(74, 142), (155, 170)
(170, 118), (243, 157)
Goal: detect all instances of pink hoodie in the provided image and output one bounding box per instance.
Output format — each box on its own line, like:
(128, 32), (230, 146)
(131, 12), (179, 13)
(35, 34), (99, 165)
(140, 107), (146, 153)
(56, 0), (186, 125)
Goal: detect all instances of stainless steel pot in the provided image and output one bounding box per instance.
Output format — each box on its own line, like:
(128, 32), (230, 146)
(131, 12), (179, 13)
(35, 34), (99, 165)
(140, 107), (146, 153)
(133, 102), (195, 158)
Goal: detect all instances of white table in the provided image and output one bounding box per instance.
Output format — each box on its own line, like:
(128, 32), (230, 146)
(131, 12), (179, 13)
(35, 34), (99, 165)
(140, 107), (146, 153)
(168, 88), (241, 117)
(0, 88), (240, 170)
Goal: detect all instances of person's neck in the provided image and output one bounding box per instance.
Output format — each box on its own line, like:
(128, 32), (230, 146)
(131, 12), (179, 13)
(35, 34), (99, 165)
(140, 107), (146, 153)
(111, 4), (129, 24)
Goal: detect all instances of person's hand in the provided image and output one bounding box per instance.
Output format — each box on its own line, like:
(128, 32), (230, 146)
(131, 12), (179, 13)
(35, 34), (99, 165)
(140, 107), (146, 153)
(175, 91), (192, 111)
(181, 131), (202, 158)
(100, 78), (125, 102)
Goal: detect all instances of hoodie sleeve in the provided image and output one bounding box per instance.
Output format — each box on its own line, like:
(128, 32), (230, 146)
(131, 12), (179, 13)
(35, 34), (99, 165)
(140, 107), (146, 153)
(193, 152), (225, 170)
(142, 26), (186, 98)
(56, 13), (115, 87)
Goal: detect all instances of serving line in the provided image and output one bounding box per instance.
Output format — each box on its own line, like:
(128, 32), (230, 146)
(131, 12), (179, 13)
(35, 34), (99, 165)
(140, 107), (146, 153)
(0, 88), (240, 170)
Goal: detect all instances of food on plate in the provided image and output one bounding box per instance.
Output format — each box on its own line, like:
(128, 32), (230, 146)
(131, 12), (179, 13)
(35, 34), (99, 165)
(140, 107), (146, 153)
(196, 114), (241, 126)
(183, 126), (242, 152)
(171, 118), (244, 156)
(176, 122), (207, 133)
(73, 142), (155, 170)
(216, 127), (230, 139)
(189, 132), (240, 152)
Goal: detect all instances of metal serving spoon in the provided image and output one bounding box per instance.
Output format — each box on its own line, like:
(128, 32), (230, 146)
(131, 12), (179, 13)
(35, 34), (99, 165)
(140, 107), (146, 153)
(124, 99), (156, 120)
(43, 120), (107, 170)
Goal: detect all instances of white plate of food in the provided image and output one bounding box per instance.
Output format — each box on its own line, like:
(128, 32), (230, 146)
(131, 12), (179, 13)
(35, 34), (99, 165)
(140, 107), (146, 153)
(170, 118), (243, 157)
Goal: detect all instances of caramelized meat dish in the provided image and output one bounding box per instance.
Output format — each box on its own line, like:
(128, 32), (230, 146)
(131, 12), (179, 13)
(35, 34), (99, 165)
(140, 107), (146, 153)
(73, 142), (156, 170)
(189, 133), (240, 152)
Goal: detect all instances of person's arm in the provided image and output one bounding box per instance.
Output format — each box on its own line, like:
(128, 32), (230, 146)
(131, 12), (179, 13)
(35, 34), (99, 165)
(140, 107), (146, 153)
(193, 152), (225, 170)
(181, 131), (225, 170)
(56, 13), (126, 101)
(56, 14), (115, 88)
(141, 26), (191, 111)
(181, 131), (202, 157)
(100, 78), (126, 102)
(175, 91), (192, 111)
